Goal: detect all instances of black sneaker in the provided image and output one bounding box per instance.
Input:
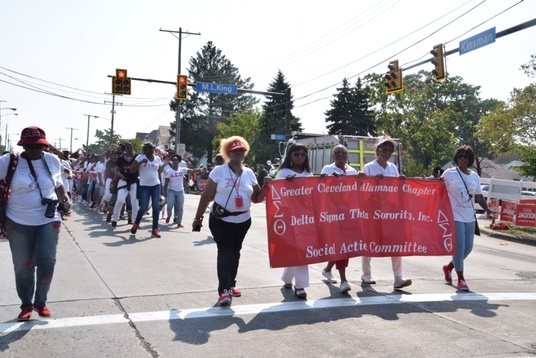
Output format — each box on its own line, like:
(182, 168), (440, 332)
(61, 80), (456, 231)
(112, 221), (117, 228)
(106, 213), (112, 223)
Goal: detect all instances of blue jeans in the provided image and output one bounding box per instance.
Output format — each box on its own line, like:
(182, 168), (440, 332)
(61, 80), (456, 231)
(167, 189), (185, 224)
(452, 220), (475, 271)
(7, 217), (60, 309)
(136, 184), (160, 231)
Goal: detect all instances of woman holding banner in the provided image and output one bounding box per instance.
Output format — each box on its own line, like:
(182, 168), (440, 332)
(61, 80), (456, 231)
(274, 143), (313, 299)
(441, 145), (493, 291)
(320, 144), (358, 294)
(192, 136), (267, 306)
(358, 136), (412, 291)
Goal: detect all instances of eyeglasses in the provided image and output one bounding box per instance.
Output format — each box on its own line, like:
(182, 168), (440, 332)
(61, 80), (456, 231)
(457, 154), (469, 159)
(292, 152), (306, 158)
(377, 147), (394, 153)
(333, 150), (348, 155)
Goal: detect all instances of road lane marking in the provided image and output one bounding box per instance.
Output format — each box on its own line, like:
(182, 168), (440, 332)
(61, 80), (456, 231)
(2, 292), (535, 333)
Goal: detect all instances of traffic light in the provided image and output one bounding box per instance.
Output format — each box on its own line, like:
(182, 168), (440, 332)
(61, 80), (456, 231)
(176, 74), (188, 100)
(111, 69), (131, 95)
(430, 44), (446, 82)
(385, 60), (403, 94)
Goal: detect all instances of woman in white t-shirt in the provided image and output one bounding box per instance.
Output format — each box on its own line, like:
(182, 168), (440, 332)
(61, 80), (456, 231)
(192, 136), (267, 306)
(129, 143), (168, 238)
(274, 143), (313, 299)
(358, 136), (412, 291)
(441, 145), (493, 291)
(163, 154), (200, 228)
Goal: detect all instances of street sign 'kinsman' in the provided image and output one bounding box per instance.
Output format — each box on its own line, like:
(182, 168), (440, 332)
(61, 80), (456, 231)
(459, 27), (496, 56)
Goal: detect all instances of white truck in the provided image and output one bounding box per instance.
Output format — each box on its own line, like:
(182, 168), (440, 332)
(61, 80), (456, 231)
(280, 133), (403, 175)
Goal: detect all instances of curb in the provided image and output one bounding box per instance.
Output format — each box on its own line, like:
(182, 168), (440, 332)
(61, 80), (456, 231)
(478, 220), (536, 247)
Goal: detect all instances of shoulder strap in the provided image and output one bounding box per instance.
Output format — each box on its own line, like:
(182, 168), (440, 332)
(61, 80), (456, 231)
(5, 153), (18, 188)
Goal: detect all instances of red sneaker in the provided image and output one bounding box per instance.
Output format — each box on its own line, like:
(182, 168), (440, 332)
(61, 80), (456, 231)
(165, 217), (170, 224)
(131, 223), (138, 234)
(178, 224), (184, 228)
(230, 287), (242, 297)
(219, 291), (231, 306)
(457, 280), (469, 291)
(151, 229), (161, 238)
(442, 265), (452, 283)
(18, 308), (33, 321)
(32, 304), (52, 317)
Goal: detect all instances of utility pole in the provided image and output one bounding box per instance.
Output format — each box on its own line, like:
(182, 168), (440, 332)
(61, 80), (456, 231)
(84, 114), (99, 148)
(104, 95), (122, 145)
(160, 27), (200, 153)
(65, 127), (79, 153)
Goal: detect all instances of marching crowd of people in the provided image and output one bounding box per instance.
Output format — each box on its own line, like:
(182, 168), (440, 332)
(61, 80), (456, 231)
(1, 126), (495, 319)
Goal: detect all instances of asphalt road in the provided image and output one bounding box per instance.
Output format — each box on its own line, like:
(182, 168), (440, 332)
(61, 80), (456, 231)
(1, 194), (535, 358)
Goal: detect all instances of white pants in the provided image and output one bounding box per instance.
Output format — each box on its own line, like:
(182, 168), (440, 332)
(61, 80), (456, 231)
(112, 179), (139, 222)
(281, 265), (309, 288)
(362, 256), (403, 282)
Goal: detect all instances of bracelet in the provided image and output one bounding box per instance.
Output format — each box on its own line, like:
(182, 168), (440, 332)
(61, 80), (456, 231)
(193, 217), (204, 222)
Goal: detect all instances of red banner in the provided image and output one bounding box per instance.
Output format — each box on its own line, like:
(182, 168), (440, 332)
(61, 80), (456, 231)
(265, 176), (455, 268)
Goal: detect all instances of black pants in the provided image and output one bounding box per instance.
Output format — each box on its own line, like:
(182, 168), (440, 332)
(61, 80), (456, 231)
(209, 215), (251, 294)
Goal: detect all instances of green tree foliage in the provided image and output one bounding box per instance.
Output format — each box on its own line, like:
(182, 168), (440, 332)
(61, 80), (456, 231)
(86, 129), (122, 154)
(169, 41), (257, 162)
(213, 107), (262, 166)
(257, 70), (302, 165)
(325, 77), (376, 136)
(365, 70), (499, 177)
(513, 145), (536, 178)
(478, 55), (536, 151)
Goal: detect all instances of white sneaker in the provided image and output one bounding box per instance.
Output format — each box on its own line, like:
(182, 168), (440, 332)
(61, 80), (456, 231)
(394, 278), (412, 290)
(322, 269), (337, 283)
(340, 281), (351, 293)
(361, 274), (376, 284)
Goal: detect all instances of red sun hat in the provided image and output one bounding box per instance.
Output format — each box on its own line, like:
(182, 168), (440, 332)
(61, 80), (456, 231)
(17, 126), (50, 146)
(227, 140), (247, 151)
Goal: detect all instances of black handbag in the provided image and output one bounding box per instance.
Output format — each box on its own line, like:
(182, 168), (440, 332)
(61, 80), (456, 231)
(211, 171), (246, 219)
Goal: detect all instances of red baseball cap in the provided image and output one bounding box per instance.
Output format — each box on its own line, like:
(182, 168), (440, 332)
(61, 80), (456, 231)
(227, 140), (247, 151)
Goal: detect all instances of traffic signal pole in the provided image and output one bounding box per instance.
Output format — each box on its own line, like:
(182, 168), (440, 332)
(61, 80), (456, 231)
(159, 28), (200, 153)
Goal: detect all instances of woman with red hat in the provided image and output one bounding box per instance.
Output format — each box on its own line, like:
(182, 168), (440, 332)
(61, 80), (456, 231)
(0, 126), (70, 321)
(192, 136), (267, 306)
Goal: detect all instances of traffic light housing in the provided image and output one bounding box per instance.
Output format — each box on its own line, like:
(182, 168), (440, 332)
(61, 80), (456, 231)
(430, 44), (446, 82)
(176, 74), (188, 100)
(111, 69), (131, 95)
(385, 60), (403, 94)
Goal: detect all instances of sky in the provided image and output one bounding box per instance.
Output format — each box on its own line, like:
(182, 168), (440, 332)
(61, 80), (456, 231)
(1, 0), (535, 153)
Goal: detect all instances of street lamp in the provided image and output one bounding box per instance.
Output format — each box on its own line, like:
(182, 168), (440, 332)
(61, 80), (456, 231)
(0, 102), (17, 149)
(3, 113), (18, 148)
(84, 114), (100, 148)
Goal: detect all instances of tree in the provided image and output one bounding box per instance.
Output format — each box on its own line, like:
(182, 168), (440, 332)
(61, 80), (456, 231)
(325, 77), (376, 136)
(85, 129), (121, 154)
(365, 70), (499, 177)
(256, 70), (302, 165)
(213, 107), (262, 166)
(168, 41), (257, 162)
(513, 145), (536, 178)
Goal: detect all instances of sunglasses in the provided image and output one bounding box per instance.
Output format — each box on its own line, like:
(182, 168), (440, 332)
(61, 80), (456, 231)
(25, 144), (45, 150)
(333, 150), (348, 155)
(292, 152), (306, 158)
(457, 154), (469, 159)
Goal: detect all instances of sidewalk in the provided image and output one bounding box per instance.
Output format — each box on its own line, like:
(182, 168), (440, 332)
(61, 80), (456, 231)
(477, 214), (536, 246)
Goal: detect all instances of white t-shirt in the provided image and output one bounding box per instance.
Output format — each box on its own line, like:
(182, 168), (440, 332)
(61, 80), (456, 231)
(0, 152), (63, 225)
(135, 154), (163, 186)
(209, 163), (258, 223)
(362, 160), (399, 177)
(321, 162), (358, 176)
(441, 167), (482, 222)
(276, 168), (313, 179)
(165, 166), (188, 192)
